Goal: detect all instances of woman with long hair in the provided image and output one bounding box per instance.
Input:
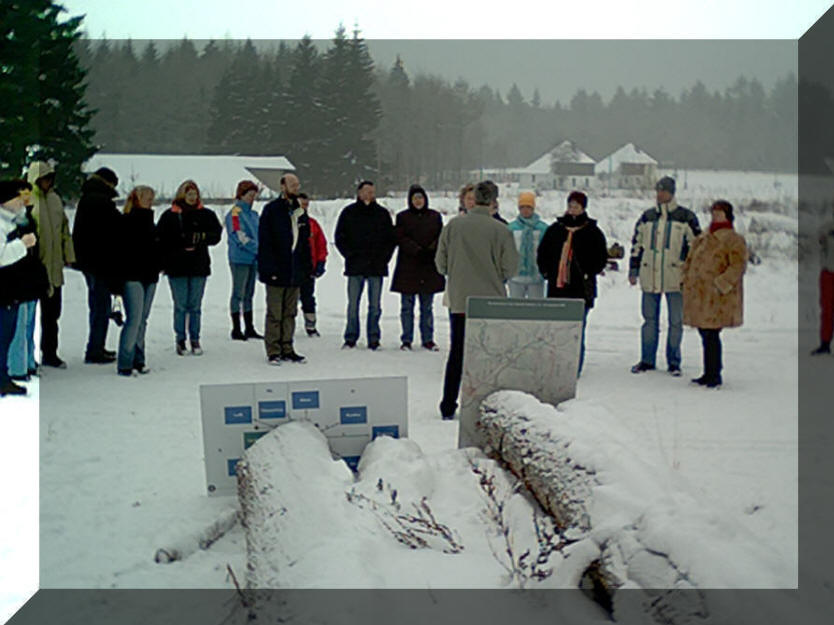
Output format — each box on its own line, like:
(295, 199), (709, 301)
(116, 186), (160, 375)
(156, 180), (222, 355)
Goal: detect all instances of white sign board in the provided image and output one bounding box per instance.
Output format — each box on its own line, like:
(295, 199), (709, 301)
(199, 376), (408, 496)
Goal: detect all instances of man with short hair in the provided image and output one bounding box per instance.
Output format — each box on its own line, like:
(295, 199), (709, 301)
(258, 173), (309, 364)
(27, 161), (75, 368)
(435, 181), (519, 419)
(629, 176), (701, 376)
(334, 181), (396, 350)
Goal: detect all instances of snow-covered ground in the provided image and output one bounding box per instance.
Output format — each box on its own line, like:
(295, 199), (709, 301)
(0, 170), (811, 621)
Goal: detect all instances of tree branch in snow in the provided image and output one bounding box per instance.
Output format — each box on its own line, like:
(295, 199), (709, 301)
(346, 484), (464, 554)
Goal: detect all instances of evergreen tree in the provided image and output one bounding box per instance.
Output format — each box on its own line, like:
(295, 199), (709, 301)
(0, 0), (96, 197)
(282, 35), (324, 187)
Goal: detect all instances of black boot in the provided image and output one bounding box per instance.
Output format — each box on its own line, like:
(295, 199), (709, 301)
(243, 311), (263, 339)
(230, 313), (246, 341)
(811, 341), (831, 355)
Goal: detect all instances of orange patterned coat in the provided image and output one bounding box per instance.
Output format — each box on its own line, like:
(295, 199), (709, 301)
(682, 227), (747, 329)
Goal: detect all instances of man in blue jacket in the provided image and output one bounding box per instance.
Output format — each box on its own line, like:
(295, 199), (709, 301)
(258, 173), (310, 365)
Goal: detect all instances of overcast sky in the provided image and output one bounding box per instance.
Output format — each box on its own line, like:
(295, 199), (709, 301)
(57, 0), (823, 104)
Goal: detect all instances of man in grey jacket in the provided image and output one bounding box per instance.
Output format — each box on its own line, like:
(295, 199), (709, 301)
(435, 181), (519, 419)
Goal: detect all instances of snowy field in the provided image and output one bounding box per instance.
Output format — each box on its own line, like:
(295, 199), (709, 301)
(0, 170), (816, 621)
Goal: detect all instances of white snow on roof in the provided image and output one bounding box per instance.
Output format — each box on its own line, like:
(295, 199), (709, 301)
(84, 153), (295, 199)
(594, 142), (657, 174)
(520, 140), (595, 174)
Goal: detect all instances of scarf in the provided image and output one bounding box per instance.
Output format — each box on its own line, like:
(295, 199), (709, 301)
(556, 213), (588, 288)
(516, 214), (543, 277)
(709, 221), (734, 234)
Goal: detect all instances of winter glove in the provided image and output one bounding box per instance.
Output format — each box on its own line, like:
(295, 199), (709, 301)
(110, 295), (124, 327)
(314, 261), (326, 278)
(236, 230), (250, 245)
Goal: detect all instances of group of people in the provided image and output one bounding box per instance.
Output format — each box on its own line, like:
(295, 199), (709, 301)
(1, 164), (750, 413)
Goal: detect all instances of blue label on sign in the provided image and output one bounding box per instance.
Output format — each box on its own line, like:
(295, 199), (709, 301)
(292, 390), (320, 410)
(258, 400), (287, 419)
(340, 406), (368, 424)
(224, 406), (252, 425)
(343, 456), (360, 472)
(227, 458), (240, 476)
(372, 425), (399, 440)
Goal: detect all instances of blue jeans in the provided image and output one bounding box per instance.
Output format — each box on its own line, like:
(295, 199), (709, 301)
(7, 300), (37, 376)
(118, 281), (157, 370)
(578, 307), (589, 377)
(168, 276), (207, 342)
(640, 291), (683, 369)
(229, 263), (257, 314)
(0, 303), (20, 386)
(84, 272), (112, 357)
(344, 275), (382, 344)
(400, 293), (435, 344)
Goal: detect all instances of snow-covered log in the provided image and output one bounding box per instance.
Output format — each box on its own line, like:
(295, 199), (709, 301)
(476, 391), (794, 624)
(153, 507), (239, 564)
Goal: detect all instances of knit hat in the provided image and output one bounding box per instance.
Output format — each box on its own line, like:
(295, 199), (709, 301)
(94, 167), (119, 187)
(655, 176), (676, 195)
(518, 191), (536, 208)
(235, 179), (259, 199)
(0, 179), (31, 204)
(567, 191), (587, 209)
(711, 200), (734, 222)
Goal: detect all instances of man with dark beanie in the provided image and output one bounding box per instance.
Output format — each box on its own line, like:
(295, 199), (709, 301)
(628, 176), (701, 376)
(334, 181), (396, 350)
(537, 191), (608, 376)
(72, 167), (123, 364)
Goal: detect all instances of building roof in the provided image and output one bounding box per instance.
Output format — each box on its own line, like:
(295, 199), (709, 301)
(520, 140), (595, 175)
(83, 153), (296, 199)
(594, 143), (657, 175)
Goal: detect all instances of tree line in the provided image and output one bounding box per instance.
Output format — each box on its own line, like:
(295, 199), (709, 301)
(0, 2), (814, 200)
(79, 34), (800, 196)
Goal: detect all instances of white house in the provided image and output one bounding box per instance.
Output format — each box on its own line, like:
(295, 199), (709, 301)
(83, 154), (296, 200)
(594, 143), (658, 190)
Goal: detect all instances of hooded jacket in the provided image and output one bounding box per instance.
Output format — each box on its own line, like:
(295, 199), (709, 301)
(156, 200), (223, 277)
(391, 185), (445, 294)
(27, 161), (75, 295)
(257, 195), (311, 287)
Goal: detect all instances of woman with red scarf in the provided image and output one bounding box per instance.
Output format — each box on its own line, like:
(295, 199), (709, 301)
(682, 200), (747, 388)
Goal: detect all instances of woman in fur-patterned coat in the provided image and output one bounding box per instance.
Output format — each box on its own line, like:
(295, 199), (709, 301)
(682, 200), (747, 388)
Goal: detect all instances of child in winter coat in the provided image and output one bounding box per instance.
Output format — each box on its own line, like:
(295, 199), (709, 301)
(297, 193), (327, 337)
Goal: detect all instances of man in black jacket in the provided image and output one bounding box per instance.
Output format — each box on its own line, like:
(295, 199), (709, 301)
(334, 181), (396, 349)
(258, 173), (309, 364)
(72, 167), (122, 364)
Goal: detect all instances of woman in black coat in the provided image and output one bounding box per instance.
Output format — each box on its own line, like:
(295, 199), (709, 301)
(156, 180), (222, 356)
(391, 185), (445, 351)
(116, 186), (161, 376)
(537, 191), (608, 376)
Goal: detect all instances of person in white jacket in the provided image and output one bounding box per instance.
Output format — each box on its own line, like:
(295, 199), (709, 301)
(0, 179), (39, 396)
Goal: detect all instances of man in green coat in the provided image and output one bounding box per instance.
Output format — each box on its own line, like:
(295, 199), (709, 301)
(27, 161), (76, 368)
(435, 181), (519, 419)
